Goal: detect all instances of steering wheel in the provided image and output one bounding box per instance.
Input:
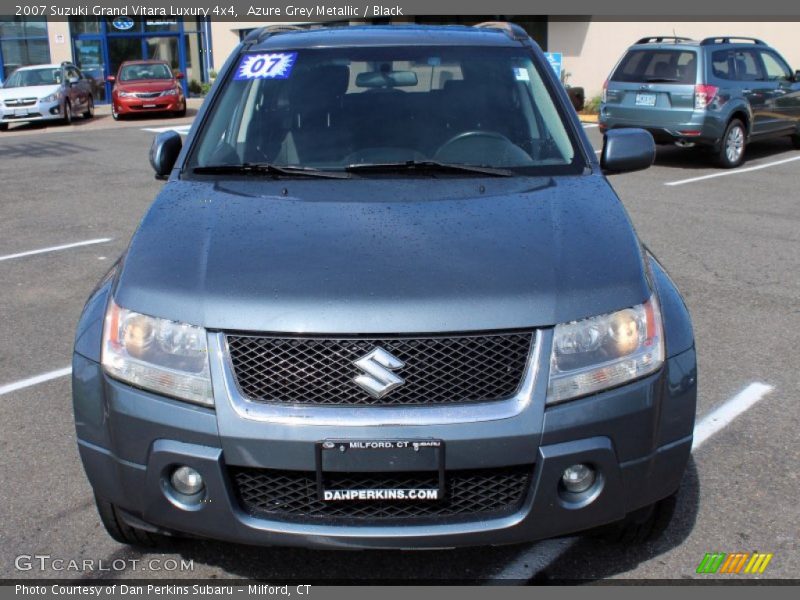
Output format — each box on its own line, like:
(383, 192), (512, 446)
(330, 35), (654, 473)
(436, 130), (512, 155)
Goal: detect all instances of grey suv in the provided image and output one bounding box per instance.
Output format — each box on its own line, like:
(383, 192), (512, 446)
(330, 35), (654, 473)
(600, 36), (800, 167)
(72, 23), (697, 551)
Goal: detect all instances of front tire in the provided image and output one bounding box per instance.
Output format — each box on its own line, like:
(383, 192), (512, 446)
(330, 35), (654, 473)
(0, 123), (8, 132)
(715, 119), (746, 168)
(63, 100), (72, 126)
(111, 103), (121, 121)
(791, 132), (800, 150)
(593, 493), (678, 544)
(94, 495), (166, 547)
(83, 95), (94, 119)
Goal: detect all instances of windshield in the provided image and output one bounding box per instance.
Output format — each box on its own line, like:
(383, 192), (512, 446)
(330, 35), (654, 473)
(119, 63), (173, 81)
(188, 46), (582, 175)
(4, 68), (61, 88)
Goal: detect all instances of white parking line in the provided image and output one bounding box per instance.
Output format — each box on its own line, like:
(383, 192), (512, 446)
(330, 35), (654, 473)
(0, 367), (72, 397)
(0, 238), (112, 263)
(692, 382), (774, 450)
(665, 155), (800, 186)
(142, 125), (192, 136)
(494, 380), (774, 580)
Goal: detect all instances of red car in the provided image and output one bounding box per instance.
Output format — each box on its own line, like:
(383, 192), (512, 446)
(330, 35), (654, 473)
(108, 60), (186, 120)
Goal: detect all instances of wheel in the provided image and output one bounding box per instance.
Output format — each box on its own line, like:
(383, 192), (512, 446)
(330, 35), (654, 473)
(63, 100), (72, 126)
(83, 95), (94, 119)
(94, 495), (166, 547)
(111, 103), (121, 121)
(791, 133), (800, 150)
(174, 104), (187, 118)
(593, 493), (678, 544)
(715, 119), (746, 168)
(0, 123), (8, 132)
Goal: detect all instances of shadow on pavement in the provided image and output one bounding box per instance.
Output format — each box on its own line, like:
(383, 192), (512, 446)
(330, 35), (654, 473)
(653, 137), (798, 170)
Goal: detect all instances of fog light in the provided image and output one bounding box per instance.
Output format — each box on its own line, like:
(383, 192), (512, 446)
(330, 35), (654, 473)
(170, 466), (204, 496)
(561, 464), (595, 493)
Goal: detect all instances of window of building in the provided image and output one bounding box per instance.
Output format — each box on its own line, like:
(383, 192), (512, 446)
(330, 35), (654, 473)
(0, 16), (50, 81)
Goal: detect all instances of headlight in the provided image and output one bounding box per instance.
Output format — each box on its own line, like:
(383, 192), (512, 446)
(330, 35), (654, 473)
(162, 89), (178, 96)
(101, 299), (213, 406)
(547, 296), (664, 404)
(118, 91), (135, 98)
(40, 92), (60, 103)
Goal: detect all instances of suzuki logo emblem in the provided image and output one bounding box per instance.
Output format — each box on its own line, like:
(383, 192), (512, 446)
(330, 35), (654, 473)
(353, 347), (405, 399)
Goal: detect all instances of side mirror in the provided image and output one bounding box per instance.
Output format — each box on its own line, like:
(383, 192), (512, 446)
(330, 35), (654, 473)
(149, 131), (182, 180)
(106, 75), (115, 83)
(601, 128), (655, 174)
(175, 72), (185, 80)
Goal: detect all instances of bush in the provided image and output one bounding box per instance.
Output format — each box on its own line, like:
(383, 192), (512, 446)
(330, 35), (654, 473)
(583, 95), (602, 114)
(188, 79), (203, 95)
(200, 82), (213, 96)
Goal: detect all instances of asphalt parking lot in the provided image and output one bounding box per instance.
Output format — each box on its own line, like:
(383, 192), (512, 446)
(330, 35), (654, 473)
(0, 114), (798, 582)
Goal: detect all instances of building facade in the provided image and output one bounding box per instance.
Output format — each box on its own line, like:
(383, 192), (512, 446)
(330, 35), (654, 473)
(1, 16), (798, 102)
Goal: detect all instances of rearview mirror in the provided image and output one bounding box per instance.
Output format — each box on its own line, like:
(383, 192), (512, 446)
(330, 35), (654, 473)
(149, 131), (182, 180)
(355, 70), (418, 88)
(601, 128), (655, 174)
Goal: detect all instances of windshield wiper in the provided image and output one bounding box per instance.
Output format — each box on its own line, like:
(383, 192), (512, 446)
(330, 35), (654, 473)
(344, 160), (514, 177)
(193, 163), (351, 179)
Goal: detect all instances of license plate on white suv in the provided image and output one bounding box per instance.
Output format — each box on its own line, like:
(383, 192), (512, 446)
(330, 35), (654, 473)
(635, 93), (657, 107)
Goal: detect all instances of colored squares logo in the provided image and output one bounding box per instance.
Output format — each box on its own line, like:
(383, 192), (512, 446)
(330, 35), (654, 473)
(696, 552), (773, 574)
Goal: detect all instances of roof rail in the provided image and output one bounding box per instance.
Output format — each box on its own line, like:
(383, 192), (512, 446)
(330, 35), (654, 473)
(473, 21), (529, 42)
(700, 36), (765, 46)
(243, 24), (307, 44)
(635, 36), (693, 44)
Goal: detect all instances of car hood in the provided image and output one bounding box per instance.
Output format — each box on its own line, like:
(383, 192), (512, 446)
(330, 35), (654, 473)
(0, 84), (59, 100)
(115, 175), (650, 333)
(115, 80), (176, 93)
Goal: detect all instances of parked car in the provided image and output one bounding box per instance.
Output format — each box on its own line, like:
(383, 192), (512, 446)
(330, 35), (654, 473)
(73, 23), (696, 550)
(0, 62), (94, 131)
(108, 60), (186, 120)
(600, 36), (800, 167)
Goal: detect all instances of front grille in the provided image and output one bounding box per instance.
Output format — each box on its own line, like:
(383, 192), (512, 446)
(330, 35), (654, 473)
(226, 332), (533, 406)
(230, 465), (532, 522)
(134, 91), (162, 98)
(4, 98), (36, 107)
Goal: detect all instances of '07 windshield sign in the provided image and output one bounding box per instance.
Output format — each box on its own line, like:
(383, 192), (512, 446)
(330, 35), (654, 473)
(234, 53), (298, 80)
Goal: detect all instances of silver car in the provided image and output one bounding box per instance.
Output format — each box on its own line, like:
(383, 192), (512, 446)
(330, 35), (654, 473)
(0, 62), (95, 131)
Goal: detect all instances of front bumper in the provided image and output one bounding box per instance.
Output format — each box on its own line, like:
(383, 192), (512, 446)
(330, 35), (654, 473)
(0, 99), (62, 124)
(114, 94), (184, 115)
(73, 338), (697, 549)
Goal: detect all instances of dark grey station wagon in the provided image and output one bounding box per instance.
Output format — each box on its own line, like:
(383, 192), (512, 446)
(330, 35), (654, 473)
(72, 23), (697, 550)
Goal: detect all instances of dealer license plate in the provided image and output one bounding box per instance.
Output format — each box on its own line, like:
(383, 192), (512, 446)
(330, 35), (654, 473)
(635, 93), (657, 106)
(316, 439), (444, 502)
